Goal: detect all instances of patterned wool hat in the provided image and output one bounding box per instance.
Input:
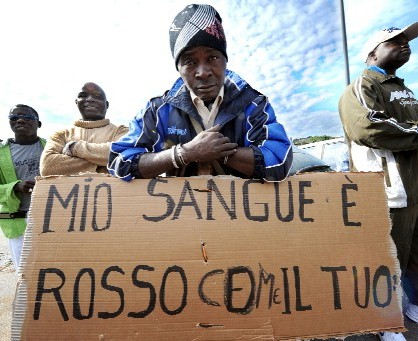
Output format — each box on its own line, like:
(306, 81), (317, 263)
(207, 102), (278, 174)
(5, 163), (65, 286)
(169, 4), (228, 69)
(363, 22), (418, 62)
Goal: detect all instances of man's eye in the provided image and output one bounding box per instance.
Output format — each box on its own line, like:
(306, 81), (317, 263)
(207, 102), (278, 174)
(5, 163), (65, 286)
(183, 59), (195, 66)
(388, 40), (404, 46)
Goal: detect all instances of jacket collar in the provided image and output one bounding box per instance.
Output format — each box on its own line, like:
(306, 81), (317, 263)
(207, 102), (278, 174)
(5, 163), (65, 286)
(363, 68), (403, 84)
(167, 70), (248, 109)
(165, 70), (250, 124)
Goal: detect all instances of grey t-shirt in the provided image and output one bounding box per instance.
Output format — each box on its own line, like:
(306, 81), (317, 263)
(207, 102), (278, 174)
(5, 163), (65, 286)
(9, 140), (43, 211)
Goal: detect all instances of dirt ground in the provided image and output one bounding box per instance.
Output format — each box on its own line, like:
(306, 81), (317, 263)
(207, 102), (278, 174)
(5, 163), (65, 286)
(0, 235), (16, 341)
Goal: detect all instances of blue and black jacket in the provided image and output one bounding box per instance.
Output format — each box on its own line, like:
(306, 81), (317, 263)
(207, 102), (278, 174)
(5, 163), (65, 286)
(108, 70), (293, 182)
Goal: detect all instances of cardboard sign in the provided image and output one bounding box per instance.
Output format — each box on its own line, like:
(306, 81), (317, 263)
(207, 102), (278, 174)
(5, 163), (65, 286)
(12, 173), (404, 340)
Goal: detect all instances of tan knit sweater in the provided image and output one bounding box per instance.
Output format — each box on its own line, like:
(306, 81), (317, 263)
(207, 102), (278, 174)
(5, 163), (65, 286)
(40, 119), (128, 176)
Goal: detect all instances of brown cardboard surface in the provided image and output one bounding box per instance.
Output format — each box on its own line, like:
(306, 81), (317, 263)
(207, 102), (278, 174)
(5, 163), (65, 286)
(12, 173), (404, 340)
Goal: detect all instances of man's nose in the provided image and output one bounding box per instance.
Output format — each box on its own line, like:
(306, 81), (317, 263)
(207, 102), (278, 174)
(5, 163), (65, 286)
(195, 63), (212, 77)
(401, 40), (410, 47)
(85, 94), (96, 102)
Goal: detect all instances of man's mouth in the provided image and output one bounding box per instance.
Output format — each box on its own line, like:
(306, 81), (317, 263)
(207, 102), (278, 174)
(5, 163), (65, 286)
(197, 84), (216, 91)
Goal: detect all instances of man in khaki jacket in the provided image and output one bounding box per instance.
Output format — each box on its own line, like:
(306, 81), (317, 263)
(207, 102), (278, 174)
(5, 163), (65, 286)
(339, 23), (418, 341)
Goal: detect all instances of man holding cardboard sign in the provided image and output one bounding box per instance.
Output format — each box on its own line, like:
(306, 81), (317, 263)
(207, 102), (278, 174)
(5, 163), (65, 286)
(108, 4), (293, 182)
(0, 104), (45, 269)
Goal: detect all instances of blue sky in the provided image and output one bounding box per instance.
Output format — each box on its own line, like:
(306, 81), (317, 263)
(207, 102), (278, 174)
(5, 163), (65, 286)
(1, 0), (417, 141)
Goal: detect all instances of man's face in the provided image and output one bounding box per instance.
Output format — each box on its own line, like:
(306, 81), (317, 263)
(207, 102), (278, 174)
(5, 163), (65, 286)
(76, 83), (109, 121)
(372, 33), (411, 69)
(9, 107), (40, 138)
(177, 46), (227, 103)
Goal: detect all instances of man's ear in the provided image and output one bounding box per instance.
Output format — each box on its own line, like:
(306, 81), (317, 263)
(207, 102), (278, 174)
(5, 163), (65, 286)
(38, 121), (42, 128)
(75, 99), (78, 105)
(106, 100), (109, 109)
(369, 49), (377, 61)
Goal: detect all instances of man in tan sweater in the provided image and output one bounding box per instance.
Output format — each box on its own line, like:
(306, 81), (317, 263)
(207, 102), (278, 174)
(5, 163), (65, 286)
(40, 82), (128, 176)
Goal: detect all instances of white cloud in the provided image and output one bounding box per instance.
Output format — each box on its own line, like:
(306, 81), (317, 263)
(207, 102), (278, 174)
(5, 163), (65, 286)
(0, 0), (417, 142)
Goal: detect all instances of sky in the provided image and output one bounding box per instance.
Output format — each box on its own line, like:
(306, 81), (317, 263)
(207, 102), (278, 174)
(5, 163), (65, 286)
(1, 0), (417, 141)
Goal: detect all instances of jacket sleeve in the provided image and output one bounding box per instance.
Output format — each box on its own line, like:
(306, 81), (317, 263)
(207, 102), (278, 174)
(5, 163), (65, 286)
(0, 181), (21, 213)
(40, 130), (98, 176)
(108, 103), (159, 181)
(339, 76), (418, 152)
(246, 95), (293, 182)
(0, 179), (26, 238)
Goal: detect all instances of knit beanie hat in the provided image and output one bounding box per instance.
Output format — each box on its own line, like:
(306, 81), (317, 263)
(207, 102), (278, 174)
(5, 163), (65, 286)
(169, 4), (228, 69)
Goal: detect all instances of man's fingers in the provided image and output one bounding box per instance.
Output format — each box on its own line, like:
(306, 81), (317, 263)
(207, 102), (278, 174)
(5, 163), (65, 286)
(220, 142), (238, 151)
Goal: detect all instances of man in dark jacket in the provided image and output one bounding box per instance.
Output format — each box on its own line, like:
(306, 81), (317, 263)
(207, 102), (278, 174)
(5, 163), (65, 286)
(339, 22), (418, 341)
(108, 4), (292, 182)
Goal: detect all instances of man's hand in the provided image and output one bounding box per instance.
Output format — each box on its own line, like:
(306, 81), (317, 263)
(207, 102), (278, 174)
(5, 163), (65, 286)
(182, 125), (237, 163)
(14, 180), (35, 193)
(62, 141), (77, 156)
